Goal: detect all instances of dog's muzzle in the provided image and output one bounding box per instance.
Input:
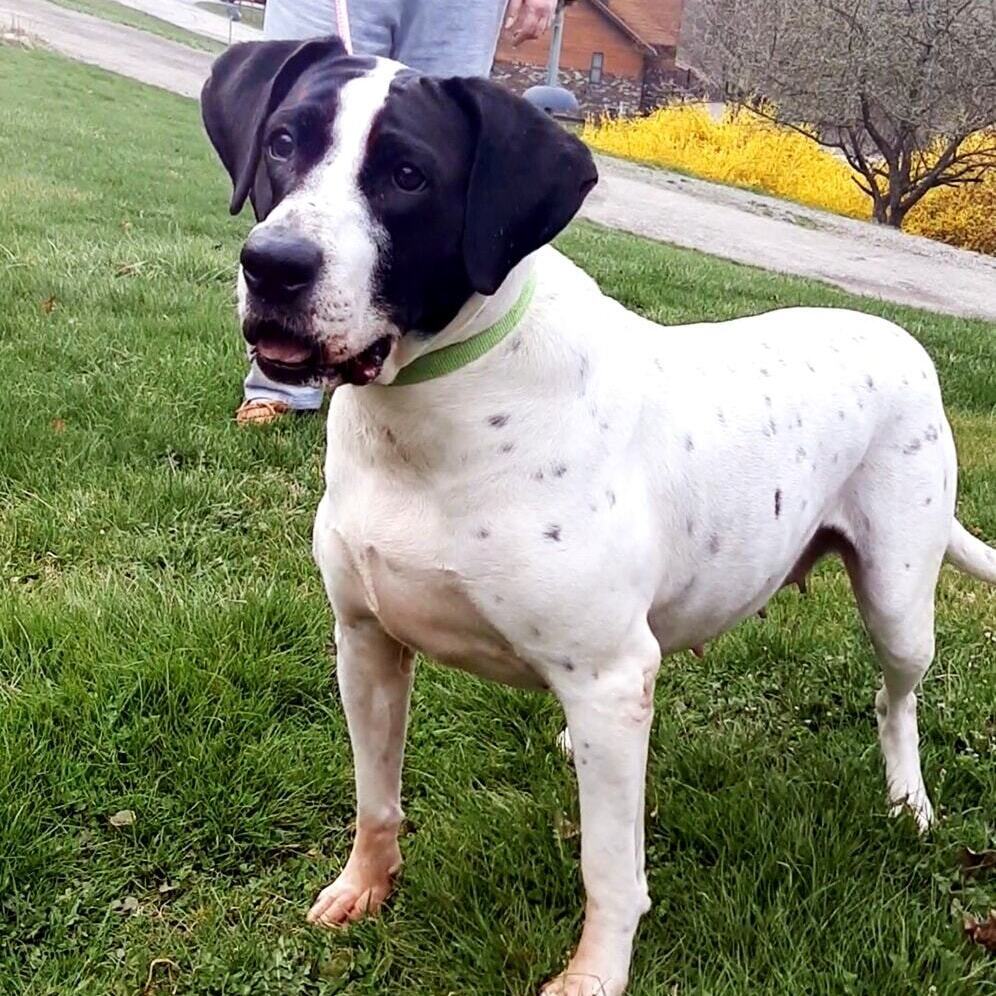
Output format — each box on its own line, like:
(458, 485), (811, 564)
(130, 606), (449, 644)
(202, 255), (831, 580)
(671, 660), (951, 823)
(239, 228), (393, 387)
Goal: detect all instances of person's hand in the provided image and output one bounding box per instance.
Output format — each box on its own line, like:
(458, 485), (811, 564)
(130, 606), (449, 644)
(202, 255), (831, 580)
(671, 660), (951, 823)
(505, 0), (557, 45)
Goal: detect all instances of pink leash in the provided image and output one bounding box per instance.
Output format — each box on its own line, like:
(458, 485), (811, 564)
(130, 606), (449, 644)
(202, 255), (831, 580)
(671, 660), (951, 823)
(332, 0), (353, 52)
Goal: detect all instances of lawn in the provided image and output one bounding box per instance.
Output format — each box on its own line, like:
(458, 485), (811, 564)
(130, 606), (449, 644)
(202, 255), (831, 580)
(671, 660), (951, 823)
(45, 0), (226, 53)
(1, 46), (995, 996)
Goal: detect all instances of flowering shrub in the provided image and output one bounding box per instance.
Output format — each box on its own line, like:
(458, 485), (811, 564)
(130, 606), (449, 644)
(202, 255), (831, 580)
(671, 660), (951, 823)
(581, 106), (996, 255)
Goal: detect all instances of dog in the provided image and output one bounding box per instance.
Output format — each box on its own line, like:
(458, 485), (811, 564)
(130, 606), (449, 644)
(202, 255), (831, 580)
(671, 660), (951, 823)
(201, 37), (996, 995)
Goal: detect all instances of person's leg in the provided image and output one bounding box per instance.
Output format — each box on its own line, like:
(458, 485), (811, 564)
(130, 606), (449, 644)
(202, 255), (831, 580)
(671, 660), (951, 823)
(397, 0), (507, 76)
(262, 0), (336, 40)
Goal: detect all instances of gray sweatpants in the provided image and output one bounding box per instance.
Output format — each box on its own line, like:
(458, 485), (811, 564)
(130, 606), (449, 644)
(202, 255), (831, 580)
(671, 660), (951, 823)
(244, 0), (508, 409)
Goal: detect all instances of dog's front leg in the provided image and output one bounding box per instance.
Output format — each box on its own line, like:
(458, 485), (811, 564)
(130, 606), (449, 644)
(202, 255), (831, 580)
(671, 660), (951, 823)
(542, 642), (659, 996)
(307, 618), (414, 927)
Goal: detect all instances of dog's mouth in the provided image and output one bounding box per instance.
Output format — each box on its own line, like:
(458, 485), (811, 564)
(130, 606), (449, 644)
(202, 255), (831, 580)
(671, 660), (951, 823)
(248, 320), (394, 387)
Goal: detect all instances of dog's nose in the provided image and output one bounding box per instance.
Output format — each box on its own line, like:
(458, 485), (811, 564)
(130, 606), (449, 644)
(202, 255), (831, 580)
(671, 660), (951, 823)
(240, 229), (322, 304)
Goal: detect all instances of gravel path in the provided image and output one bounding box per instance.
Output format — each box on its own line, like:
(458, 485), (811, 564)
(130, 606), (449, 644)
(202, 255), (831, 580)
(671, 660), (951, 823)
(5, 0), (996, 322)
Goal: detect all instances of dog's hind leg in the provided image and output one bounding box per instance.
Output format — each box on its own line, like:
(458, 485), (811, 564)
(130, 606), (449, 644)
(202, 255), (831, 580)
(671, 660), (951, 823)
(541, 632), (660, 996)
(307, 619), (414, 927)
(847, 537), (941, 833)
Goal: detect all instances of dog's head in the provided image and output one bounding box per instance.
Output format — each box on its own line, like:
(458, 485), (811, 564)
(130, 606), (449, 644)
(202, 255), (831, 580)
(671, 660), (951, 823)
(201, 38), (597, 388)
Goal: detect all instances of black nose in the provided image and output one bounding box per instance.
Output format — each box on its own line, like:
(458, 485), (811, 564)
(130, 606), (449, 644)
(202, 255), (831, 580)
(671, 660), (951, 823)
(240, 229), (323, 304)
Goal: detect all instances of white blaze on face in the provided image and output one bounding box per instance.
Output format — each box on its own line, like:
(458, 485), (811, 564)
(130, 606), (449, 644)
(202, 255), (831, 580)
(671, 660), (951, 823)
(239, 58), (404, 361)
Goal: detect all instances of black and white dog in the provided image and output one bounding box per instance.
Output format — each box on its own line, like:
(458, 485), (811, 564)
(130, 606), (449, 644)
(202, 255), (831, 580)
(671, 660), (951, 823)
(202, 38), (996, 996)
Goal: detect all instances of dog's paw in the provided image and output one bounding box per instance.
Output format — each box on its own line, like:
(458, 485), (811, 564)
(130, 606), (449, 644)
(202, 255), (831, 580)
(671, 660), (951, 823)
(540, 963), (626, 996)
(306, 864), (398, 928)
(889, 790), (935, 835)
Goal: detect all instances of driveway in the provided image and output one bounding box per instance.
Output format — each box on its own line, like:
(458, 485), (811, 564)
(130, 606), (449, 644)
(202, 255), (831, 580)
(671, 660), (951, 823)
(5, 0), (996, 322)
(113, 0), (261, 44)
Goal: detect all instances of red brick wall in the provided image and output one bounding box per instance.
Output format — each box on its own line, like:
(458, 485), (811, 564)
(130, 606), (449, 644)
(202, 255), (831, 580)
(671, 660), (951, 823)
(495, 0), (645, 79)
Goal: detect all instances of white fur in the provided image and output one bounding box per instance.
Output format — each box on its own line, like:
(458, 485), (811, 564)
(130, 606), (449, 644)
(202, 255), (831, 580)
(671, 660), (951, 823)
(286, 77), (995, 996)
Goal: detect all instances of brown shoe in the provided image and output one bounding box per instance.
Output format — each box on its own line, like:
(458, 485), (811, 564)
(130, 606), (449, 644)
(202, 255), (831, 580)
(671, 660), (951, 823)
(235, 399), (291, 425)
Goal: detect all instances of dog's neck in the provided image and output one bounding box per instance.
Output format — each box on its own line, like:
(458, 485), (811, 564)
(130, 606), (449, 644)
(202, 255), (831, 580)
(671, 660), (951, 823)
(378, 257), (534, 384)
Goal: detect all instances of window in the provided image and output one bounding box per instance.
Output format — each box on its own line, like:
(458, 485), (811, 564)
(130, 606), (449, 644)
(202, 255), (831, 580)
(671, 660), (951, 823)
(589, 52), (604, 84)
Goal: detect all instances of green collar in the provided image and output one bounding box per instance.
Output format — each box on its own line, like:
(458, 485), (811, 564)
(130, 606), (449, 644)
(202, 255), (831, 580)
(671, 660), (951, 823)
(388, 275), (536, 387)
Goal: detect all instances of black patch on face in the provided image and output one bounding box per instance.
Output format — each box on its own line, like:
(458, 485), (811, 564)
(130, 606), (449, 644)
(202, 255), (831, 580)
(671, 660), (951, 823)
(358, 74), (596, 337)
(774, 489), (782, 518)
(358, 75), (478, 336)
(488, 414), (510, 427)
(544, 525), (562, 542)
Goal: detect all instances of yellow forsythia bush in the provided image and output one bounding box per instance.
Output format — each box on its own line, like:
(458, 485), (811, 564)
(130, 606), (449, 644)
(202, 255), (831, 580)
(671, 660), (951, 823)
(581, 105), (996, 255)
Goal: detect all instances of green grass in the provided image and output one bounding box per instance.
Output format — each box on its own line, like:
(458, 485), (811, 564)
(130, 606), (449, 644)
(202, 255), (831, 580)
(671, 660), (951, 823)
(2, 46), (996, 996)
(196, 1), (264, 31)
(44, 0), (226, 54)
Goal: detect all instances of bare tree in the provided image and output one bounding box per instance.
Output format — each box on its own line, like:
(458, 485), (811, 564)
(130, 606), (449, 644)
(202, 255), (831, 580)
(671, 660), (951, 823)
(687, 0), (996, 228)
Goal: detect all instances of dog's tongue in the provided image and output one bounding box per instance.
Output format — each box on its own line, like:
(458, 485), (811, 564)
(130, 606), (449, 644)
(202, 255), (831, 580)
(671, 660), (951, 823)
(255, 337), (312, 365)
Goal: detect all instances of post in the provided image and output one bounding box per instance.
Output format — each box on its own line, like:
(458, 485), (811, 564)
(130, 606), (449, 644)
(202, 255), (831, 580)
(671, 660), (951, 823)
(545, 0), (566, 86)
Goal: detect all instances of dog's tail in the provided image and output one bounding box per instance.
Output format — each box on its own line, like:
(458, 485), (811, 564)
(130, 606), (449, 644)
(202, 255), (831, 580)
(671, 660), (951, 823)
(946, 520), (996, 584)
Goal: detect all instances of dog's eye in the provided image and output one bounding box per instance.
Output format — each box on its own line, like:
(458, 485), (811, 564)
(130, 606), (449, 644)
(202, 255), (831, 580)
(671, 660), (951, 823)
(268, 130), (295, 162)
(392, 162), (427, 193)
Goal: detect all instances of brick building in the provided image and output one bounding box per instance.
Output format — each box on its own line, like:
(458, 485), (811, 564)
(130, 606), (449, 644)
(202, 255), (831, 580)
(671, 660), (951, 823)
(491, 0), (699, 116)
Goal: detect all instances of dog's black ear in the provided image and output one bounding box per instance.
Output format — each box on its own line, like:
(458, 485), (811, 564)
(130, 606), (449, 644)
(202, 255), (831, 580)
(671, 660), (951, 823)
(442, 77), (598, 296)
(200, 36), (346, 218)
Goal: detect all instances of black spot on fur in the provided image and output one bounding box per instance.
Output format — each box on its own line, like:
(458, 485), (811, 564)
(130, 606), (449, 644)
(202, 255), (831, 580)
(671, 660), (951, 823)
(796, 446), (807, 463)
(764, 395), (772, 407)
(476, 527), (490, 539)
(552, 463), (567, 478)
(838, 410), (846, 420)
(499, 441), (514, 454)
(533, 470), (544, 482)
(924, 497), (932, 505)
(774, 489), (782, 518)
(865, 375), (875, 390)
(925, 425), (939, 443)
(686, 517), (695, 536)
(761, 368), (770, 377)
(559, 656), (575, 671)
(903, 439), (923, 455)
(488, 414), (510, 428)
(769, 418), (778, 435)
(708, 534), (721, 555)
(606, 489), (617, 508)
(685, 435), (695, 452)
(717, 409), (726, 424)
(544, 525), (562, 542)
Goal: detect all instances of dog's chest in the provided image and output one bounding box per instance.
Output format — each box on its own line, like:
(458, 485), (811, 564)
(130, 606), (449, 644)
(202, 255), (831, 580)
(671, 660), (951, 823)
(316, 372), (650, 683)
